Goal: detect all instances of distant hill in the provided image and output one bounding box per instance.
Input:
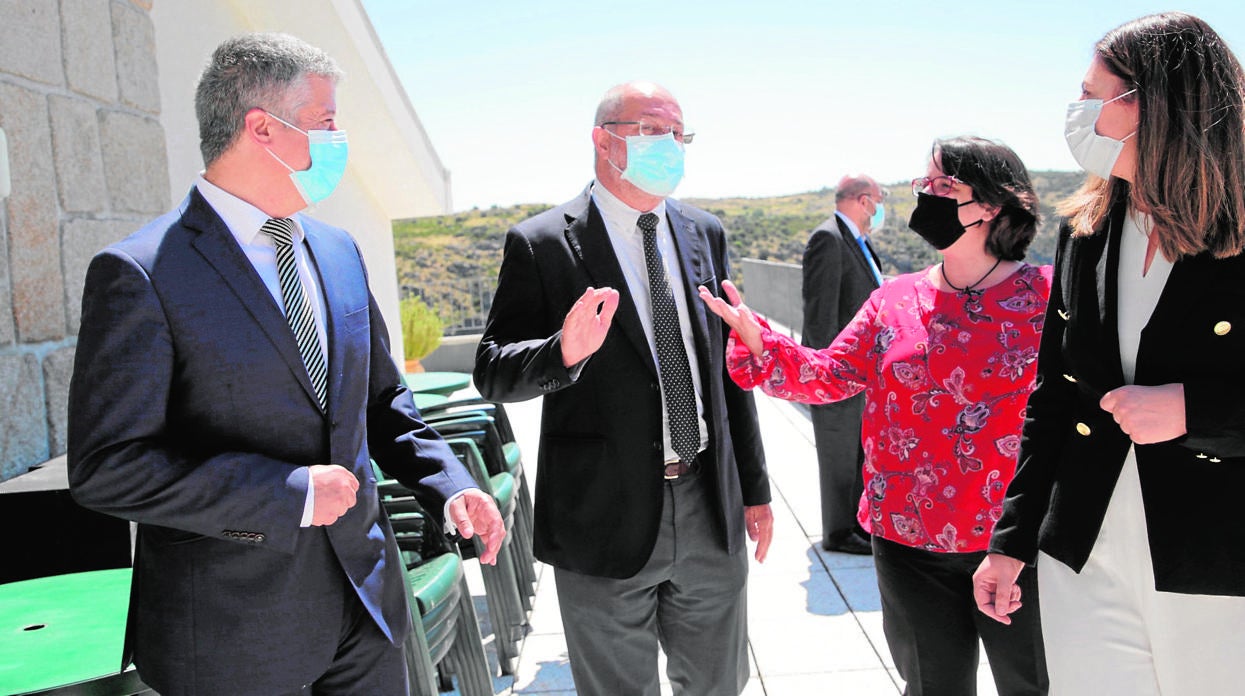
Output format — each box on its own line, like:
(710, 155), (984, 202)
(391, 172), (1086, 333)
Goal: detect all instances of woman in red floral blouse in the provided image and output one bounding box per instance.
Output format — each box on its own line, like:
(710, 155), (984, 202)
(701, 136), (1051, 696)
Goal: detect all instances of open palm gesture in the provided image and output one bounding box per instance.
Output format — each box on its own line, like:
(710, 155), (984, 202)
(697, 280), (764, 356)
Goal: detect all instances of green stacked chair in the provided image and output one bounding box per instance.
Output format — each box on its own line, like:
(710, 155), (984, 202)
(441, 437), (527, 675)
(419, 403), (538, 607)
(374, 478), (496, 691)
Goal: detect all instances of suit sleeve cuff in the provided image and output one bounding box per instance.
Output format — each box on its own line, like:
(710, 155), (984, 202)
(442, 489), (472, 535)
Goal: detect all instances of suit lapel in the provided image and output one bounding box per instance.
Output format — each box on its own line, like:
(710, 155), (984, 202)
(183, 189), (322, 410)
(666, 201), (715, 375)
(563, 194), (658, 376)
(302, 223), (347, 417)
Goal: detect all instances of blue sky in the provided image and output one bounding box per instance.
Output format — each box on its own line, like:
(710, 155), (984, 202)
(360, 1), (1245, 212)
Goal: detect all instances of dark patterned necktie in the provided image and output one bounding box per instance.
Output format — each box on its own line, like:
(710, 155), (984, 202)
(637, 212), (698, 464)
(261, 218), (327, 411)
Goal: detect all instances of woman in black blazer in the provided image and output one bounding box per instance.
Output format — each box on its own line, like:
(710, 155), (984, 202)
(972, 12), (1245, 695)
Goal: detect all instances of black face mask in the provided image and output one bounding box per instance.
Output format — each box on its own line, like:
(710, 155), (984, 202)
(907, 192), (982, 250)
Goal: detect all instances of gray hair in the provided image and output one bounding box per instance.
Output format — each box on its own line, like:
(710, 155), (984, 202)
(194, 33), (343, 166)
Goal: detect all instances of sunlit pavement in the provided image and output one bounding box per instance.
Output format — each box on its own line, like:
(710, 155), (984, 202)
(445, 387), (1001, 695)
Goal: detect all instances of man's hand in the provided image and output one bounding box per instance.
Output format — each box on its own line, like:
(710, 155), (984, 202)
(1099, 383), (1186, 445)
(972, 553), (1026, 624)
(309, 464), (359, 526)
(561, 286), (620, 367)
(698, 280), (764, 356)
(448, 489), (507, 565)
(745, 504), (774, 563)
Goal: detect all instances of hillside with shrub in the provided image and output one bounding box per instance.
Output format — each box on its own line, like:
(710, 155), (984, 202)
(392, 172), (1085, 333)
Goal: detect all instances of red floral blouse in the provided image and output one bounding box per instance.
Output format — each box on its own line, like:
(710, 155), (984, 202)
(729, 264), (1052, 553)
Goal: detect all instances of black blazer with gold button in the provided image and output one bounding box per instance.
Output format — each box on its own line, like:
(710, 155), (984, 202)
(990, 194), (1245, 596)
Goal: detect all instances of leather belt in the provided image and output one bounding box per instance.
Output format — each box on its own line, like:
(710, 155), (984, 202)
(663, 452), (703, 480)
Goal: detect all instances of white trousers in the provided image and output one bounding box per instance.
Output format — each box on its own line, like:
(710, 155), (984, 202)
(1038, 451), (1245, 696)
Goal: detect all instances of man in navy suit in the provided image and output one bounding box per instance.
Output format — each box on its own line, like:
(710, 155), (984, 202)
(801, 174), (886, 555)
(67, 33), (503, 695)
(475, 81), (772, 695)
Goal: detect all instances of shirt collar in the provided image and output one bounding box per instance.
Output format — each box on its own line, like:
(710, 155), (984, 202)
(590, 180), (667, 233)
(195, 174), (306, 246)
(835, 210), (864, 241)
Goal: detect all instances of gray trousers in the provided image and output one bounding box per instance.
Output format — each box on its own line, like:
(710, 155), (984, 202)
(553, 471), (750, 696)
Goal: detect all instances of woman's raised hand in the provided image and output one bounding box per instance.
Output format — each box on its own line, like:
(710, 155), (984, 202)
(698, 279), (764, 356)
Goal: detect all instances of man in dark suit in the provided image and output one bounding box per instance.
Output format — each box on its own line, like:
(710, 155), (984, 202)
(801, 174), (886, 555)
(474, 81), (772, 695)
(67, 33), (503, 696)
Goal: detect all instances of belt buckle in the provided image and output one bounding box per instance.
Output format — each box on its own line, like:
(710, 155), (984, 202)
(663, 461), (691, 480)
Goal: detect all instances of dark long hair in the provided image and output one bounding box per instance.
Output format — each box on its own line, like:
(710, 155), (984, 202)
(935, 136), (1039, 260)
(1059, 12), (1245, 259)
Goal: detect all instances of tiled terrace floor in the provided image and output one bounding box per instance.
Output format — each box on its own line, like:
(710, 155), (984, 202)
(445, 387), (1002, 695)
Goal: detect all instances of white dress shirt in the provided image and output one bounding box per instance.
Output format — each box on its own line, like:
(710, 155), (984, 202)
(591, 182), (709, 463)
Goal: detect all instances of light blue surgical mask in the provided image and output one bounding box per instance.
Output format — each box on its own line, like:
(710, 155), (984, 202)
(869, 201), (886, 230)
(264, 111), (349, 205)
(607, 131), (685, 197)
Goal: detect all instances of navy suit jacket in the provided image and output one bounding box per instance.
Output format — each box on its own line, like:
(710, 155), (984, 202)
(473, 186), (770, 579)
(67, 187), (477, 694)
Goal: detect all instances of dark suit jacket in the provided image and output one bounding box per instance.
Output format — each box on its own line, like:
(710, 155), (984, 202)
(800, 215), (880, 437)
(67, 188), (478, 694)
(473, 186), (770, 579)
(801, 214), (880, 351)
(990, 194), (1245, 596)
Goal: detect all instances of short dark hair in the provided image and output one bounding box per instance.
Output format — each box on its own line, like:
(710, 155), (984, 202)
(935, 136), (1039, 261)
(194, 33), (342, 166)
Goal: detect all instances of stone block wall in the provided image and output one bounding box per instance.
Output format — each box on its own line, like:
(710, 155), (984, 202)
(0, 0), (169, 481)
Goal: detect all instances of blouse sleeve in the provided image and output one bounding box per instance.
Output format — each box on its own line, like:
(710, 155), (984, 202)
(726, 291), (881, 405)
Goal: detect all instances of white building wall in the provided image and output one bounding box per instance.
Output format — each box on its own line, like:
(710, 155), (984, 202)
(151, 0), (451, 366)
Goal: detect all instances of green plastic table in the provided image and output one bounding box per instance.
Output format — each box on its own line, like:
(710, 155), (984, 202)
(0, 568), (149, 694)
(412, 392), (449, 411)
(404, 371), (471, 396)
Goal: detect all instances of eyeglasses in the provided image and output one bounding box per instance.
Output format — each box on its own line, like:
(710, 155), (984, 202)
(600, 120), (695, 144)
(863, 189), (888, 201)
(911, 175), (966, 197)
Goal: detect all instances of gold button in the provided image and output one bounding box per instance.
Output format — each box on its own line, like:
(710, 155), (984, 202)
(1062, 374), (1078, 383)
(1075, 422), (1091, 436)
(1057, 309), (1070, 321)
(1214, 321), (1231, 336)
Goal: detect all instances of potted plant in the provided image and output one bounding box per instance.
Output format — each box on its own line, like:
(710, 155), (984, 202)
(400, 295), (443, 374)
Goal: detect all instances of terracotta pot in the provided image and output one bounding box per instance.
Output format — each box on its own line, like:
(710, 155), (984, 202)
(403, 358), (425, 374)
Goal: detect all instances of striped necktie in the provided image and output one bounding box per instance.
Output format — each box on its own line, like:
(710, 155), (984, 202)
(261, 218), (327, 411)
(637, 212), (699, 465)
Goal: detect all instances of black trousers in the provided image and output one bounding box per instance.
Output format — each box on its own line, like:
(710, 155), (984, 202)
(873, 537), (1048, 696)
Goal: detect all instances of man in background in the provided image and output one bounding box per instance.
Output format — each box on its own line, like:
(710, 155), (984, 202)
(802, 174), (886, 554)
(475, 81), (772, 695)
(68, 33), (503, 695)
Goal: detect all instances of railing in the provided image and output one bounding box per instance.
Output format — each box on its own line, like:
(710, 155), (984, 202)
(402, 277), (497, 337)
(739, 258), (803, 336)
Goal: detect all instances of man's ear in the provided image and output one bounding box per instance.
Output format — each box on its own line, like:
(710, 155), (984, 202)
(591, 126), (611, 158)
(242, 108), (277, 146)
